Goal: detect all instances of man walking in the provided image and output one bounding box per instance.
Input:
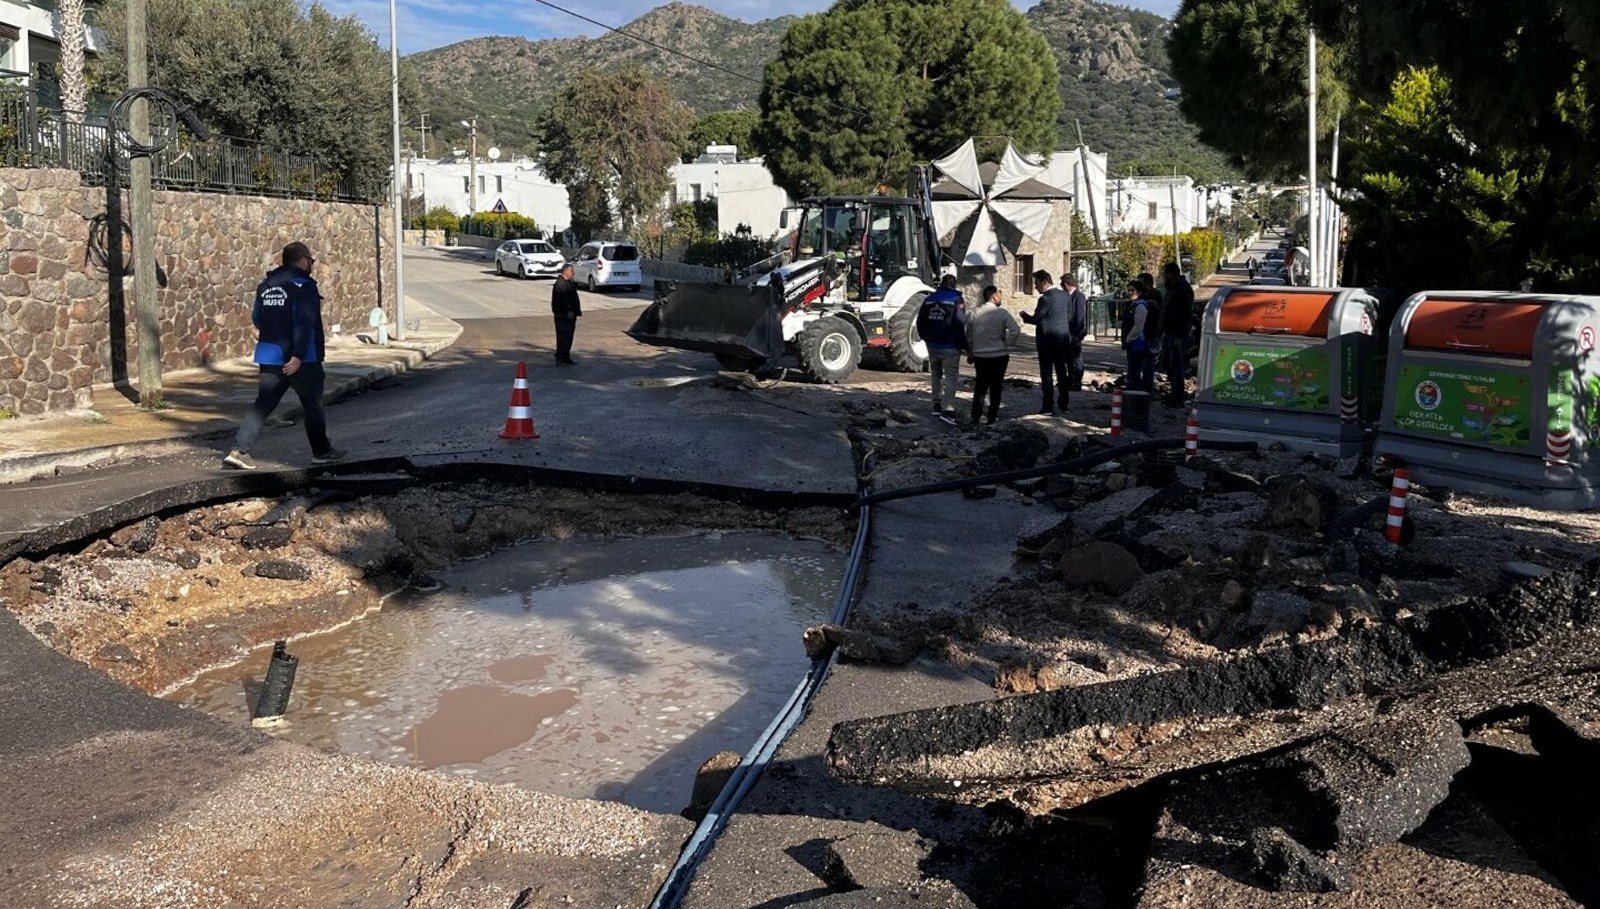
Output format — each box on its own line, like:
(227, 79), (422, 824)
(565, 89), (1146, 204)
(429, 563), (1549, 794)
(221, 242), (345, 470)
(1158, 261), (1196, 406)
(915, 274), (967, 418)
(1021, 269), (1076, 415)
(552, 263), (582, 365)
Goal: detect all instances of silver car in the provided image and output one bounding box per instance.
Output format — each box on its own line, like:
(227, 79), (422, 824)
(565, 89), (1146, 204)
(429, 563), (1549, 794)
(494, 239), (566, 279)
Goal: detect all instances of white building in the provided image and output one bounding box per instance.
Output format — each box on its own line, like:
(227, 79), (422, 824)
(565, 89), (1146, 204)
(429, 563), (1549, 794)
(1, 0), (101, 104)
(1038, 145), (1109, 241)
(1109, 175), (1210, 235)
(405, 154), (571, 235)
(668, 146), (792, 238)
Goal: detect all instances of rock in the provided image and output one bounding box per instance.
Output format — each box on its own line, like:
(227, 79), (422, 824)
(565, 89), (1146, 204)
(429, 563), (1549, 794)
(804, 624), (920, 665)
(683, 751), (742, 822)
(171, 549), (203, 570)
(1239, 589), (1317, 638)
(111, 516), (160, 553)
(1264, 476), (1337, 534)
(1219, 580), (1246, 609)
(965, 424), (1050, 476)
(1502, 561), (1554, 581)
(888, 409), (920, 425)
(1103, 473), (1129, 493)
(253, 560), (311, 582)
(1306, 600), (1342, 633)
(1038, 534), (1071, 566)
(241, 525), (294, 551)
(1058, 542), (1144, 595)
(820, 825), (929, 891)
(94, 642), (141, 665)
(1204, 466), (1263, 494)
(1246, 827), (1350, 893)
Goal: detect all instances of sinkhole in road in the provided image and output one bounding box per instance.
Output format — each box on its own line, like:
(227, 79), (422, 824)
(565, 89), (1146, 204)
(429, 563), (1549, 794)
(166, 531), (840, 814)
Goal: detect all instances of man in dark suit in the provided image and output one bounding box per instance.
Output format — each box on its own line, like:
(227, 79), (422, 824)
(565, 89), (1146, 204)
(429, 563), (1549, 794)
(551, 263), (582, 365)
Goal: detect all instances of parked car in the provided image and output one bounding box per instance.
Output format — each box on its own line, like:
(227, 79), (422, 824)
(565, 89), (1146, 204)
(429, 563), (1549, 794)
(571, 241), (642, 292)
(1250, 275), (1289, 286)
(494, 239), (566, 279)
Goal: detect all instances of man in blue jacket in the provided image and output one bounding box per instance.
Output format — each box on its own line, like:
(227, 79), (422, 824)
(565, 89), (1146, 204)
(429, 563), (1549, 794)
(222, 242), (346, 470)
(1022, 269), (1086, 415)
(915, 274), (968, 418)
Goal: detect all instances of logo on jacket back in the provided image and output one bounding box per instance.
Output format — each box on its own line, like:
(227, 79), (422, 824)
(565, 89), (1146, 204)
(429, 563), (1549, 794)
(261, 287), (288, 307)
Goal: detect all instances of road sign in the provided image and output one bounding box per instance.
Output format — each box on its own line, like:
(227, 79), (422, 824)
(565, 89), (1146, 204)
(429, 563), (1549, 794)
(490, 198), (508, 214)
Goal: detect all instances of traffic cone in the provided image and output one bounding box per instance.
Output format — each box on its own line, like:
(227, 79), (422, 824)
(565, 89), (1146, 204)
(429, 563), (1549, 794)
(499, 362), (540, 440)
(1184, 413), (1200, 462)
(1110, 387), (1124, 438)
(1385, 467), (1411, 545)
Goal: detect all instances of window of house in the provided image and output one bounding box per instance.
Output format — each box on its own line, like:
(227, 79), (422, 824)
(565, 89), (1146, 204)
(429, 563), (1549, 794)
(496, 176), (503, 193)
(478, 175), (486, 194)
(691, 183), (703, 203)
(463, 176), (469, 193)
(1013, 255), (1034, 295)
(1148, 201), (1159, 221)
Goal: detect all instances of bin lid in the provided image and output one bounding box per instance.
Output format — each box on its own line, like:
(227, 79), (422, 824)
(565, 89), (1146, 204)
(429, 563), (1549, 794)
(1218, 290), (1334, 337)
(1405, 297), (1545, 358)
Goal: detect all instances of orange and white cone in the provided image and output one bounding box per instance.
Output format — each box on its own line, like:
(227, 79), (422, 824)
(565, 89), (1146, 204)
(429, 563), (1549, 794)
(499, 362), (540, 440)
(1184, 413), (1200, 462)
(1111, 387), (1124, 438)
(1385, 467), (1411, 544)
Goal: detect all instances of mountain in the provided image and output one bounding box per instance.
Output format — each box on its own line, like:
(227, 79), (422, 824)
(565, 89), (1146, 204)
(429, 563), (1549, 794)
(408, 0), (1232, 181)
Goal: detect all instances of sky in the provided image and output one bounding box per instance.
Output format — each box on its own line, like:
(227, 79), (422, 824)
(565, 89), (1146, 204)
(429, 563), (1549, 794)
(321, 0), (1182, 55)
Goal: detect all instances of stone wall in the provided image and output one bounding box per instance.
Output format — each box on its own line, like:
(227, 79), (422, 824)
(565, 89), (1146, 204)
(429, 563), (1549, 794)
(0, 168), (394, 415)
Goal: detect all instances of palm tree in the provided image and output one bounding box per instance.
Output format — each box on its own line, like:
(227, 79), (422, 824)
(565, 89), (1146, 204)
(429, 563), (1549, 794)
(58, 0), (88, 115)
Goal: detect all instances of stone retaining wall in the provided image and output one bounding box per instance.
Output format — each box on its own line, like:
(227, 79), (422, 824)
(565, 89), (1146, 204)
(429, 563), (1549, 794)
(0, 168), (394, 415)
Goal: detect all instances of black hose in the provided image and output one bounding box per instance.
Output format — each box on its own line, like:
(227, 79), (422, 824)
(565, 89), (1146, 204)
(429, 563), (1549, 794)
(252, 640), (298, 722)
(108, 86), (209, 157)
(857, 437), (1259, 508)
(1323, 495), (1387, 539)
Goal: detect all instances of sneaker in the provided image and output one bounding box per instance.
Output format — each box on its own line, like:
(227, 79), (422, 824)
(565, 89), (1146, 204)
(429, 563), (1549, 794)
(221, 450), (254, 470)
(310, 448), (348, 465)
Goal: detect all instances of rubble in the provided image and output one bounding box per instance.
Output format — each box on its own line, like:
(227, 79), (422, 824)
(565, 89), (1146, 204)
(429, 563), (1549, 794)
(820, 824), (930, 891)
(1245, 827), (1349, 893)
(1057, 542), (1144, 595)
(684, 750), (742, 822)
(804, 623), (922, 665)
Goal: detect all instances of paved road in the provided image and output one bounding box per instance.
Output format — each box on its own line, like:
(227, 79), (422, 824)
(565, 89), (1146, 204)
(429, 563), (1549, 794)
(405, 246), (651, 320)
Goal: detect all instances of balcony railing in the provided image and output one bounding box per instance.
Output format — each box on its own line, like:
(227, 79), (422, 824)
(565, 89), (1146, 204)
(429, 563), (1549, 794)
(0, 85), (384, 203)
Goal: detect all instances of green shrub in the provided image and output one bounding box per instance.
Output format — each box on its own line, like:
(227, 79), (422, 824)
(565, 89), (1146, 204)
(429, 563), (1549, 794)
(459, 211), (539, 239)
(682, 226), (773, 271)
(410, 206), (460, 232)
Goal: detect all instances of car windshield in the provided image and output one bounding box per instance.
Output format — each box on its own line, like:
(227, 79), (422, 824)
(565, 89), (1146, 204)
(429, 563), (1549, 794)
(603, 245), (639, 261)
(519, 241), (553, 254)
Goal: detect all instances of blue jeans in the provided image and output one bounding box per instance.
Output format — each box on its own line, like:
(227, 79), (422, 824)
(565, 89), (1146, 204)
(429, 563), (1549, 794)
(234, 363), (331, 456)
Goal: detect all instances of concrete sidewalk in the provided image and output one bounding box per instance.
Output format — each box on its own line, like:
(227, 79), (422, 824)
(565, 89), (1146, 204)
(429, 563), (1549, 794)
(0, 298), (461, 484)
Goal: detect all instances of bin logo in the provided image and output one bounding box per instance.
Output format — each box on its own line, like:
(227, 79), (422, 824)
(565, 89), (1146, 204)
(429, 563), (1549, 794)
(1580, 325), (1595, 353)
(1230, 359), (1255, 384)
(1414, 380), (1443, 411)
(1455, 307), (1489, 331)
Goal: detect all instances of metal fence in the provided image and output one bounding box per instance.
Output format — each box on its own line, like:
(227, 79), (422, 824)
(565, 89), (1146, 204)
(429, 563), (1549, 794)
(0, 85), (382, 203)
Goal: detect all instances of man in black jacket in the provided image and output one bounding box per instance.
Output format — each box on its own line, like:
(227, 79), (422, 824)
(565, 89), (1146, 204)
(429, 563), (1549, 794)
(221, 242), (345, 470)
(551, 263), (582, 365)
(1158, 262), (1196, 406)
(1022, 269), (1085, 415)
(1059, 274), (1089, 395)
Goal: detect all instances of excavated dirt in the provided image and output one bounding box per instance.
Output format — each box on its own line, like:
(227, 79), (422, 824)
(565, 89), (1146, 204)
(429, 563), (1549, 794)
(0, 481), (850, 695)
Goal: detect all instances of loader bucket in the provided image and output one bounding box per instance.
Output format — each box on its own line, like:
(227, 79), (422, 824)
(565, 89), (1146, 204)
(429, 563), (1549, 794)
(626, 280), (787, 362)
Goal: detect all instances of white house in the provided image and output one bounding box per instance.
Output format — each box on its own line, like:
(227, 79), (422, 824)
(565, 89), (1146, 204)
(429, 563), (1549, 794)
(1109, 175), (1210, 235)
(405, 154), (571, 235)
(1, 0), (101, 103)
(1038, 145), (1109, 241)
(668, 146), (792, 238)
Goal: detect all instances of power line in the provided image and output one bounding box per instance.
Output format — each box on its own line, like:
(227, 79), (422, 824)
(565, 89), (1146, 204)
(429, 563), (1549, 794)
(521, 0), (874, 122)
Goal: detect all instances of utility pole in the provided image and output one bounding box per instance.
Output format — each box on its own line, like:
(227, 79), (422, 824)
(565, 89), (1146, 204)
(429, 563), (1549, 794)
(417, 113), (430, 159)
(1168, 182), (1181, 265)
(388, 0), (406, 340)
(127, 0), (160, 407)
(461, 117), (478, 215)
(1307, 26), (1319, 287)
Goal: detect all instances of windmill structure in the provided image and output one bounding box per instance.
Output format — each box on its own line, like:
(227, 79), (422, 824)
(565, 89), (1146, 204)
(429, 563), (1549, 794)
(928, 139), (1070, 268)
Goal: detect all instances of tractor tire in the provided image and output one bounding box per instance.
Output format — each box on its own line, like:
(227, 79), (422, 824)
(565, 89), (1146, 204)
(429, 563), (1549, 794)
(715, 352), (765, 373)
(797, 316), (862, 384)
(886, 294), (930, 373)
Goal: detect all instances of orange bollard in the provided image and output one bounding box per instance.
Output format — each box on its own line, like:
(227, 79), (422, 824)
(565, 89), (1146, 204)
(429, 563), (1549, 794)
(1184, 413), (1200, 461)
(1110, 387), (1124, 438)
(499, 361), (540, 440)
(1385, 467), (1411, 544)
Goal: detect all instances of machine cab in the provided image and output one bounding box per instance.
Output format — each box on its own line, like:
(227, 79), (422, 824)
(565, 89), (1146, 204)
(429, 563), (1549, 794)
(789, 197), (930, 303)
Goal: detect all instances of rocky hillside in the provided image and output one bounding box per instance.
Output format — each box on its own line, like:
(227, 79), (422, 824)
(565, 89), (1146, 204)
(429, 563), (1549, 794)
(409, 0), (1232, 179)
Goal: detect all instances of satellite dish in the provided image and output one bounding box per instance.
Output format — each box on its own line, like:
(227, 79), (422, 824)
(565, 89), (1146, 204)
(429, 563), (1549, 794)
(487, 146), (502, 161)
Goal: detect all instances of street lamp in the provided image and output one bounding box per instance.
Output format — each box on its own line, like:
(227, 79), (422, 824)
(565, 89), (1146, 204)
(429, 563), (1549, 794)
(461, 118), (478, 215)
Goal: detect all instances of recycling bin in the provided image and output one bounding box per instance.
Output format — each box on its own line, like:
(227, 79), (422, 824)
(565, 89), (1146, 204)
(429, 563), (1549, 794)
(1375, 291), (1600, 509)
(1197, 286), (1389, 456)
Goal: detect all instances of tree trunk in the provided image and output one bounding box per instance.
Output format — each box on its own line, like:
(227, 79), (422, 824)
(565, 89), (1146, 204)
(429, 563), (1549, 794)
(58, 0), (87, 116)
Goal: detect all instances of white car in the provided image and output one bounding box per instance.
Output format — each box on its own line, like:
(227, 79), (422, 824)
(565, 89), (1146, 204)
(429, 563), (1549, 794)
(571, 241), (642, 292)
(494, 239), (565, 279)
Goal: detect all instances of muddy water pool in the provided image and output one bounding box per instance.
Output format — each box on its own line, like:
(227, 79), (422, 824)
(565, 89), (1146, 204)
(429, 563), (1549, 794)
(167, 532), (840, 813)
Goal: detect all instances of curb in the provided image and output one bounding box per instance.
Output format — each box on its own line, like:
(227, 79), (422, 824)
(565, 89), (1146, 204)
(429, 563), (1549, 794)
(0, 310), (462, 486)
